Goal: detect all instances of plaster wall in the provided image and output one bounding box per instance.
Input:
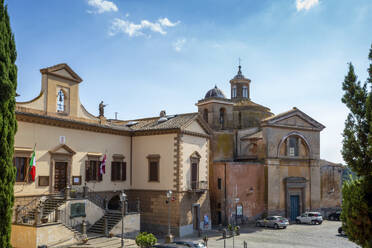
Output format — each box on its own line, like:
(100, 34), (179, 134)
(263, 127), (320, 159)
(212, 132), (234, 161)
(14, 121), (131, 196)
(11, 224), (37, 248)
(132, 134), (176, 190)
(180, 134), (209, 191)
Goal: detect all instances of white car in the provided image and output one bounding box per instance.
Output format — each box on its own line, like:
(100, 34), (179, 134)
(296, 212), (323, 225)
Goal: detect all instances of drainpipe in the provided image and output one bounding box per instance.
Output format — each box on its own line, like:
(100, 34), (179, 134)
(224, 162), (228, 225)
(130, 135), (133, 187)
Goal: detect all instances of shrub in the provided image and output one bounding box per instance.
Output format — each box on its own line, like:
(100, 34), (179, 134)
(135, 232), (157, 248)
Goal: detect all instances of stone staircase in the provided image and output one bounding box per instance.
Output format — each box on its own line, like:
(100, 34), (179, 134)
(88, 211), (123, 234)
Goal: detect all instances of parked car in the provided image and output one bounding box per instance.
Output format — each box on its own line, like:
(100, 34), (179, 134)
(174, 241), (206, 248)
(328, 210), (341, 221)
(296, 212), (323, 224)
(255, 216), (289, 229)
(153, 244), (188, 248)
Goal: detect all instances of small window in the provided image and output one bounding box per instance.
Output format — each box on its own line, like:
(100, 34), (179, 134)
(217, 202), (221, 208)
(111, 161), (126, 181)
(203, 109), (208, 123)
(242, 86), (248, 98)
(149, 161), (159, 182)
(13, 157), (29, 182)
(147, 155), (160, 182)
(219, 108), (225, 129)
(217, 178), (222, 190)
(85, 160), (102, 182)
(57, 89), (65, 112)
(232, 86), (237, 98)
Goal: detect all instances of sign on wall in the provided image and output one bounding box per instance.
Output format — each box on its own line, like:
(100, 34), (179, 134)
(70, 202), (86, 218)
(236, 204), (243, 216)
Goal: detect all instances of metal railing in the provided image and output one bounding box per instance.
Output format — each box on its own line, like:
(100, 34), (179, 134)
(190, 180), (208, 191)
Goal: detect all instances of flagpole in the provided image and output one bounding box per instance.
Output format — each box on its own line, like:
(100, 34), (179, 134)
(25, 143), (36, 182)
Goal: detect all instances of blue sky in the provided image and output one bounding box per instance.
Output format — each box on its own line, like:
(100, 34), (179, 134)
(7, 0), (372, 163)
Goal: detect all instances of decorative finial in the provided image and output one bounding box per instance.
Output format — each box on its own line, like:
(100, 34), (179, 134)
(238, 58), (242, 75)
(214, 85), (217, 88)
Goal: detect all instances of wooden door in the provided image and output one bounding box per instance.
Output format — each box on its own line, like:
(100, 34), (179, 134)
(191, 162), (198, 189)
(290, 195), (300, 221)
(55, 162), (67, 192)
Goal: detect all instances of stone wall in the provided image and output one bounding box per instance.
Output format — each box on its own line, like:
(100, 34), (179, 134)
(210, 162), (266, 225)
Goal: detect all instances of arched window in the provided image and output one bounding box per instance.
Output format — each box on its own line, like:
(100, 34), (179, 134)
(219, 108), (225, 129)
(232, 85), (237, 98)
(242, 86), (248, 98)
(57, 89), (65, 112)
(203, 109), (208, 123)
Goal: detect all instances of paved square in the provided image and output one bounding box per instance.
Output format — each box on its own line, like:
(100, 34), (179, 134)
(182, 221), (358, 248)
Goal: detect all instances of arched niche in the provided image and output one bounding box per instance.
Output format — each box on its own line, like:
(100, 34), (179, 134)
(277, 131), (311, 158)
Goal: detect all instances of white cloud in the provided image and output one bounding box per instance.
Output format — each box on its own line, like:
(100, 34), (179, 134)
(158, 18), (180, 27)
(173, 38), (186, 52)
(87, 0), (118, 14)
(109, 17), (180, 37)
(296, 0), (319, 11)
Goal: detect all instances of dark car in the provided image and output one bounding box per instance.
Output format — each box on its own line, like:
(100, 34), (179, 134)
(174, 241), (206, 248)
(153, 244), (188, 248)
(328, 210), (341, 221)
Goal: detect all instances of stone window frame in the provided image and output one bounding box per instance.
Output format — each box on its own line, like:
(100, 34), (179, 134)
(13, 147), (33, 184)
(147, 154), (160, 183)
(111, 154), (126, 182)
(232, 85), (237, 98)
(85, 153), (102, 182)
(203, 109), (209, 123)
(219, 108), (226, 129)
(190, 151), (201, 189)
(242, 86), (248, 98)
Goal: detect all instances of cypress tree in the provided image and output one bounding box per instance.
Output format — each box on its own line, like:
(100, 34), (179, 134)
(0, 0), (17, 247)
(341, 44), (372, 248)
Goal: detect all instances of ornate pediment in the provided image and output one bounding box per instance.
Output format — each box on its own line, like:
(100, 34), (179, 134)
(40, 63), (82, 83)
(49, 144), (76, 156)
(261, 107), (325, 131)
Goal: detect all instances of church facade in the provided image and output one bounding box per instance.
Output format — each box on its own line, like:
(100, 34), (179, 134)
(197, 66), (343, 225)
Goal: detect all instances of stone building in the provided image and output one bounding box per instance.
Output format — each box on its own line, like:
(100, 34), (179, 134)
(198, 66), (343, 225)
(12, 63), (211, 247)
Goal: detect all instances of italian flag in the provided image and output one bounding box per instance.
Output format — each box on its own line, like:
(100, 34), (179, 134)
(29, 149), (36, 182)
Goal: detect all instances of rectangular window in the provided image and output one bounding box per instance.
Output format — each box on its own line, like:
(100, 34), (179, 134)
(149, 161), (159, 182)
(13, 157), (28, 182)
(218, 178), (222, 190)
(111, 162), (126, 181)
(85, 160), (102, 182)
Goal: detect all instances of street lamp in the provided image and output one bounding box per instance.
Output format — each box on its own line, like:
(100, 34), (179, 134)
(165, 190), (173, 243)
(120, 191), (127, 248)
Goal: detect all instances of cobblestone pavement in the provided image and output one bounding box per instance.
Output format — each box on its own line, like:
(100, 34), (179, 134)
(181, 221), (359, 248)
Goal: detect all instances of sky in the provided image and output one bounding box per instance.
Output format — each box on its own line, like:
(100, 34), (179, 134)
(6, 0), (372, 164)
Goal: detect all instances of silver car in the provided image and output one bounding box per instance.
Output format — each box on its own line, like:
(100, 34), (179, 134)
(256, 216), (289, 229)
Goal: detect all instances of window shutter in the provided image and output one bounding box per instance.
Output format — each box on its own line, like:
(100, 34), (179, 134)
(98, 161), (102, 181)
(85, 161), (90, 181)
(121, 162), (126, 181)
(111, 162), (114, 181)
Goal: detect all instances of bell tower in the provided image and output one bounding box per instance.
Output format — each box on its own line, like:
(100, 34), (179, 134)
(230, 65), (251, 102)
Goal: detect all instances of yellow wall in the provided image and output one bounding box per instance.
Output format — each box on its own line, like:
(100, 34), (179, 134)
(132, 134), (176, 190)
(180, 134), (209, 191)
(11, 224), (37, 248)
(14, 121), (131, 196)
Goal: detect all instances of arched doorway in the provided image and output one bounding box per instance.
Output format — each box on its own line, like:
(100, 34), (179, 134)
(108, 195), (121, 210)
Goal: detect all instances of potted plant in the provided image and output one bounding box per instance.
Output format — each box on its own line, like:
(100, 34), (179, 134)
(227, 224), (233, 236)
(135, 232), (157, 248)
(235, 226), (240, 235)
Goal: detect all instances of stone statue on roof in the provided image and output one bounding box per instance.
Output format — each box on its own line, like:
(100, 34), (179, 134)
(99, 101), (107, 117)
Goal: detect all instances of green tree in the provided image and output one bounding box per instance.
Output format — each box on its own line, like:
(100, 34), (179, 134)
(0, 0), (17, 246)
(341, 44), (372, 248)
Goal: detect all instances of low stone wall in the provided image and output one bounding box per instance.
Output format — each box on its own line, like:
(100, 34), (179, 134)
(111, 213), (140, 238)
(11, 224), (37, 248)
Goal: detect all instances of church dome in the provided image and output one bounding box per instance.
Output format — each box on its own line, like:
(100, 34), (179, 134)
(205, 85), (226, 99)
